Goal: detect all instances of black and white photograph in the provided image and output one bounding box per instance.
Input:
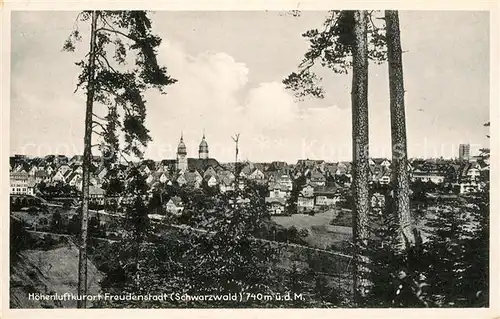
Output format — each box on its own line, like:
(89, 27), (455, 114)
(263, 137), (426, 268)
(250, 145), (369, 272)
(3, 5), (496, 314)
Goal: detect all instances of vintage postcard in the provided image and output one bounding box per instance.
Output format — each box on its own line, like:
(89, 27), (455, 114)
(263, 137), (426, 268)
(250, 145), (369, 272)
(1, 1), (498, 319)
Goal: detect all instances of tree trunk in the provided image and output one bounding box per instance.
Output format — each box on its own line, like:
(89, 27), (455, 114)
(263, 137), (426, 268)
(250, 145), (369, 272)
(77, 10), (98, 309)
(385, 10), (415, 247)
(351, 10), (371, 305)
(135, 236), (141, 289)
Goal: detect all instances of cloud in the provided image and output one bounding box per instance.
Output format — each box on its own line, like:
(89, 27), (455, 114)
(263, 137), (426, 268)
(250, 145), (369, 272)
(244, 82), (298, 130)
(144, 40), (251, 160)
(145, 39), (392, 162)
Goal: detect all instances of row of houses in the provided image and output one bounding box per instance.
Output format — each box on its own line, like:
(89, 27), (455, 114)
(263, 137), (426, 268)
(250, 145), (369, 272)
(10, 154), (490, 206)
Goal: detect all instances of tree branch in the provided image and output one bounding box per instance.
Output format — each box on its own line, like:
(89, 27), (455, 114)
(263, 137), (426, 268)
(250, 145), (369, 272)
(119, 150), (131, 164)
(92, 130), (105, 137)
(93, 113), (107, 121)
(122, 104), (133, 117)
(92, 120), (108, 132)
(97, 51), (120, 74)
(298, 10), (341, 72)
(96, 27), (137, 42)
(99, 87), (130, 113)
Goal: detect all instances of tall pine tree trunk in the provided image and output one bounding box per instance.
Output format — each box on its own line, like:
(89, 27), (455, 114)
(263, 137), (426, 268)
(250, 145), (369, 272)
(385, 10), (415, 247)
(351, 10), (371, 305)
(77, 10), (98, 309)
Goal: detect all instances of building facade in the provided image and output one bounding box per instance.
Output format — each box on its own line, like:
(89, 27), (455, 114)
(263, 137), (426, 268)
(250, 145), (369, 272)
(199, 133), (209, 159)
(459, 144), (470, 161)
(10, 171), (35, 196)
(176, 134), (188, 171)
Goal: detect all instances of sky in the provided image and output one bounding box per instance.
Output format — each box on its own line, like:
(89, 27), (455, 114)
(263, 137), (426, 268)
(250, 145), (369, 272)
(10, 10), (490, 163)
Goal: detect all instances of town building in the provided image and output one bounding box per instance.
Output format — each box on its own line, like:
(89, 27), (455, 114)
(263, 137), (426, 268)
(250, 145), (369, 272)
(198, 132), (209, 159)
(265, 197), (287, 215)
(10, 171), (36, 196)
(314, 186), (339, 207)
(176, 133), (188, 171)
(166, 196), (184, 215)
(89, 185), (105, 205)
(459, 144), (470, 161)
(174, 132), (223, 174)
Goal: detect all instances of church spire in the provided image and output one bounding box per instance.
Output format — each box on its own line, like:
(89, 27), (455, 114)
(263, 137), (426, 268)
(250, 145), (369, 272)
(199, 130), (209, 159)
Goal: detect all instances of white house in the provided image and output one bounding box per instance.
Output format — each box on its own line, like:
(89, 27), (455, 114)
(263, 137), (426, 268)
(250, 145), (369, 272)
(177, 174), (187, 186)
(28, 166), (38, 177)
(206, 175), (218, 187)
(276, 173), (293, 191)
(297, 195), (315, 211)
(159, 172), (169, 184)
(268, 183), (290, 199)
(56, 164), (71, 176)
(379, 175), (391, 185)
(67, 172), (83, 190)
(89, 186), (105, 205)
(460, 181), (481, 194)
(52, 170), (66, 183)
(46, 165), (54, 175)
(309, 170), (326, 187)
(249, 168), (266, 181)
(369, 158), (391, 168)
(219, 177), (234, 193)
(300, 184), (315, 197)
(466, 164), (481, 181)
(10, 172), (35, 196)
(313, 186), (339, 207)
(166, 196), (184, 215)
(73, 165), (83, 175)
(265, 197), (286, 215)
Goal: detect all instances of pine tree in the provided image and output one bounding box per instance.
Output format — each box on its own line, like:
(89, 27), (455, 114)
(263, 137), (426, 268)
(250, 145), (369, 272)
(283, 9), (388, 305)
(385, 10), (414, 246)
(64, 10), (176, 307)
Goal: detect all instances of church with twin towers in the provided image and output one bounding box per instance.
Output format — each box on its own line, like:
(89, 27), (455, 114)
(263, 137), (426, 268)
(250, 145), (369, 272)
(175, 132), (215, 172)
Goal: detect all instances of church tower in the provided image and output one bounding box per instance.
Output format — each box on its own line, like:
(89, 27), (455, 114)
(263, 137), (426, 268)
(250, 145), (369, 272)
(176, 133), (188, 171)
(198, 131), (209, 159)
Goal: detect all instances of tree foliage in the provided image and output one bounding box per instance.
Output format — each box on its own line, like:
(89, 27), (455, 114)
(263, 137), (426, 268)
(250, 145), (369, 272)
(283, 10), (387, 100)
(92, 183), (348, 308)
(64, 10), (177, 163)
(366, 192), (489, 307)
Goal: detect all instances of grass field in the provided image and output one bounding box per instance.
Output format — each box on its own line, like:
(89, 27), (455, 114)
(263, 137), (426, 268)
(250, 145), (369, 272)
(271, 209), (339, 229)
(271, 209), (352, 250)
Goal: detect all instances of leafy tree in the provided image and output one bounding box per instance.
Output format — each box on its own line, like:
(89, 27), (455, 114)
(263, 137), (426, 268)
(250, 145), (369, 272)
(121, 166), (151, 288)
(10, 217), (33, 264)
(67, 214), (81, 235)
(366, 197), (427, 307)
(50, 211), (64, 233)
(64, 10), (176, 307)
(89, 216), (104, 238)
(479, 122), (490, 158)
(422, 194), (489, 307)
(147, 191), (164, 215)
